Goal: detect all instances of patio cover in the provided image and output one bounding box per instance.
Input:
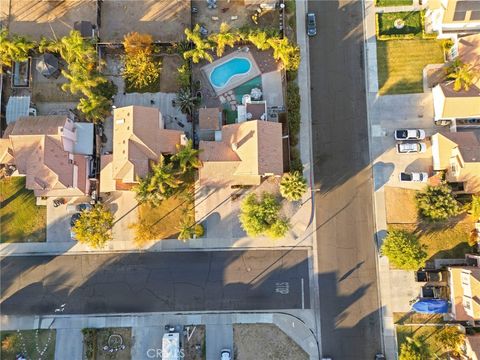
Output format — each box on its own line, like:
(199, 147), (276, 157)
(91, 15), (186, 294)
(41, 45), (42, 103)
(412, 299), (449, 314)
(6, 96), (30, 124)
(36, 53), (60, 79)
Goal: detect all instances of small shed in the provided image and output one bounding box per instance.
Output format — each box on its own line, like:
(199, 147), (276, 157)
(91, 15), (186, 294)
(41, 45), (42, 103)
(36, 53), (60, 79)
(6, 96), (31, 124)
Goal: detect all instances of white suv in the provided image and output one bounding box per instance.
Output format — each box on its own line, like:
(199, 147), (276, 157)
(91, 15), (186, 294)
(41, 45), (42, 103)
(396, 142), (426, 154)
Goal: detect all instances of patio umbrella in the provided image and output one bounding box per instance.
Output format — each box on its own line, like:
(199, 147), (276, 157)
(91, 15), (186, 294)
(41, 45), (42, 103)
(412, 299), (449, 314)
(36, 53), (60, 79)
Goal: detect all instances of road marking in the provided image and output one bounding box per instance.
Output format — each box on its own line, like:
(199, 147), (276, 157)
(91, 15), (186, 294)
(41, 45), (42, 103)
(301, 278), (305, 310)
(275, 282), (289, 294)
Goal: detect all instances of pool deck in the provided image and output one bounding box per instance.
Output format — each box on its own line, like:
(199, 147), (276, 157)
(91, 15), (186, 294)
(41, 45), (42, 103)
(201, 50), (261, 96)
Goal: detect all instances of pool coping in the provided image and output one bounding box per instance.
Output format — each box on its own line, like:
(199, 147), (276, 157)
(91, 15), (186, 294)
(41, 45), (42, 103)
(201, 50), (262, 96)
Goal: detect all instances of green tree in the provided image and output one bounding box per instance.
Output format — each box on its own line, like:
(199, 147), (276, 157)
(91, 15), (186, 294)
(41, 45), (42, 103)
(415, 183), (461, 222)
(469, 195), (480, 220)
(176, 87), (199, 115)
(267, 37), (300, 71)
(177, 218), (204, 241)
(77, 94), (111, 123)
(436, 326), (465, 357)
(123, 32), (154, 55)
(0, 29), (35, 72)
(446, 59), (478, 91)
(177, 63), (191, 88)
(209, 22), (238, 57)
(184, 24), (214, 63)
(172, 139), (202, 173)
(72, 204), (114, 249)
(134, 159), (183, 206)
(280, 171), (307, 201)
(239, 193), (290, 238)
(247, 30), (271, 51)
(381, 230), (427, 270)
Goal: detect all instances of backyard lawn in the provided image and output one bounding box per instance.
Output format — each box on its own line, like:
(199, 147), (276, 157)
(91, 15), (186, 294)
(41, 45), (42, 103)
(1, 330), (56, 360)
(376, 0), (413, 6)
(377, 39), (445, 94)
(0, 176), (46, 243)
(377, 11), (422, 37)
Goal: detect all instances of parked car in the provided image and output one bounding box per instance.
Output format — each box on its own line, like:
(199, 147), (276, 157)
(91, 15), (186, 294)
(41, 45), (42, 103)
(375, 354), (386, 360)
(394, 129), (426, 140)
(307, 13), (317, 36)
(415, 269), (443, 282)
(396, 142), (426, 154)
(221, 349), (231, 360)
(399, 172), (428, 182)
(67, 202), (92, 214)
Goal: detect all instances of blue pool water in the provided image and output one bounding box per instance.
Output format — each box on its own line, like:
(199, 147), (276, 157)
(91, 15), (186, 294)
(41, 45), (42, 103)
(210, 57), (251, 88)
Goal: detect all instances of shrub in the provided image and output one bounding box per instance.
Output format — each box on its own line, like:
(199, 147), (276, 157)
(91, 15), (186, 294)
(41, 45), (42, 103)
(286, 81), (301, 143)
(239, 193), (289, 238)
(381, 230), (427, 270)
(435, 326), (465, 357)
(470, 195), (480, 220)
(290, 148), (304, 173)
(1, 333), (19, 353)
(415, 183), (461, 222)
(130, 221), (157, 246)
(82, 328), (97, 360)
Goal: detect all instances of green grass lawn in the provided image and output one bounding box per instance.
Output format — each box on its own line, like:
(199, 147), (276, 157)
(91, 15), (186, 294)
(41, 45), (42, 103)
(376, 0), (413, 6)
(377, 39), (444, 94)
(0, 177), (46, 243)
(1, 330), (56, 360)
(396, 325), (449, 357)
(377, 11), (423, 37)
(389, 220), (473, 260)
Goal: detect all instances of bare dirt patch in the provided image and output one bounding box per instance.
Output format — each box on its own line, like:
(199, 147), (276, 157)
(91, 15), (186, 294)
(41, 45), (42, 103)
(233, 324), (308, 360)
(385, 186), (419, 224)
(159, 55), (183, 93)
(183, 325), (206, 360)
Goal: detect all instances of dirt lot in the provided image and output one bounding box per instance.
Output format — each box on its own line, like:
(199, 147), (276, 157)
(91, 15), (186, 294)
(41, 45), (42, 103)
(183, 325), (205, 360)
(2, 0), (97, 40)
(159, 55), (183, 93)
(385, 186), (419, 224)
(233, 324), (308, 360)
(100, 0), (190, 43)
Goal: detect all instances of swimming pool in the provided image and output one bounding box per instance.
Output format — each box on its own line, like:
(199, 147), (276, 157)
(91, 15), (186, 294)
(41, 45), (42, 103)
(209, 57), (252, 89)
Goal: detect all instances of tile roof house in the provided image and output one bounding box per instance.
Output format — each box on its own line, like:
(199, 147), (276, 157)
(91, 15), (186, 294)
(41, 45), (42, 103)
(447, 266), (480, 322)
(100, 106), (186, 192)
(432, 33), (480, 121)
(199, 120), (283, 186)
(426, 0), (480, 38)
(0, 115), (93, 197)
(431, 131), (480, 193)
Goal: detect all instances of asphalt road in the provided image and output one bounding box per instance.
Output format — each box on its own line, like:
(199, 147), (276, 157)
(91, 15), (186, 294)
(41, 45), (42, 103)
(1, 250), (310, 315)
(308, 0), (383, 358)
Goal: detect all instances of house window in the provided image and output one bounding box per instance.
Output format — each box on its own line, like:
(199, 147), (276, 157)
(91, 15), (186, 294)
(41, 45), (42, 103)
(461, 271), (472, 297)
(463, 296), (473, 317)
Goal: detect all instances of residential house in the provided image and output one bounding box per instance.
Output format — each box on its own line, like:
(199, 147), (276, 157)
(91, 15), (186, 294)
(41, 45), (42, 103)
(431, 131), (480, 193)
(432, 33), (480, 123)
(447, 266), (480, 323)
(0, 115), (94, 198)
(426, 0), (480, 39)
(199, 120), (283, 187)
(100, 106), (186, 192)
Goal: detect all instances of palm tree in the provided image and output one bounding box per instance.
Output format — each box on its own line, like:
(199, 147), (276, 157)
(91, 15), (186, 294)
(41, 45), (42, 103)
(267, 37), (300, 71)
(177, 217), (195, 241)
(0, 29), (35, 71)
(184, 24), (214, 63)
(209, 23), (238, 57)
(77, 94), (111, 123)
(247, 30), (271, 51)
(435, 326), (465, 357)
(172, 140), (202, 173)
(149, 161), (183, 196)
(280, 171), (307, 201)
(176, 87), (199, 115)
(446, 59), (478, 91)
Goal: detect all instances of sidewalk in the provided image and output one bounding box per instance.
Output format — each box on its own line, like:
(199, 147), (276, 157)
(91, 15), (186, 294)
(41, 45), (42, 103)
(1, 311), (320, 360)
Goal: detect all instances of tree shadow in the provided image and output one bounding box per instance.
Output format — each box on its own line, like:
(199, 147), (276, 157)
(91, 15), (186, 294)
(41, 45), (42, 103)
(373, 161), (395, 191)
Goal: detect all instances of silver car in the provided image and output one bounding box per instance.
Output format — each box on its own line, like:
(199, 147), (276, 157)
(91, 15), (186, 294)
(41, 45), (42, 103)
(396, 142), (426, 154)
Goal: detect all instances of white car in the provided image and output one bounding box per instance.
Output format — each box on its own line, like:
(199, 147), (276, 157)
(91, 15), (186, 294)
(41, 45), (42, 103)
(394, 129), (426, 140)
(396, 142), (426, 154)
(221, 349), (231, 360)
(399, 172), (428, 182)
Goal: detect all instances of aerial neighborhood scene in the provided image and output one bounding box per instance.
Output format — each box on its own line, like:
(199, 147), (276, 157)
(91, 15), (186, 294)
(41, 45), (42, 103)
(0, 0), (479, 359)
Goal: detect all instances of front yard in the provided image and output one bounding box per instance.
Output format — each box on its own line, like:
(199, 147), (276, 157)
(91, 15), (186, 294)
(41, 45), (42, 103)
(377, 39), (445, 94)
(1, 329), (56, 359)
(377, 11), (423, 38)
(376, 0), (413, 5)
(396, 325), (451, 358)
(0, 177), (46, 243)
(83, 327), (131, 360)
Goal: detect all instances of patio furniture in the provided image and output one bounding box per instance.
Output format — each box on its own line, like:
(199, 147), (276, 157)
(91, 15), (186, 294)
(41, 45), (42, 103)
(231, 15), (238, 20)
(212, 16), (219, 21)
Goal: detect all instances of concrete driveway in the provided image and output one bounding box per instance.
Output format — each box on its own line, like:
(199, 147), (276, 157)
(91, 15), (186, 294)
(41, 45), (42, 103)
(206, 319), (233, 360)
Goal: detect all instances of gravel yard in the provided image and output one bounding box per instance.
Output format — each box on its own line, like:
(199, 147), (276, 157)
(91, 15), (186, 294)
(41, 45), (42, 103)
(233, 324), (307, 360)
